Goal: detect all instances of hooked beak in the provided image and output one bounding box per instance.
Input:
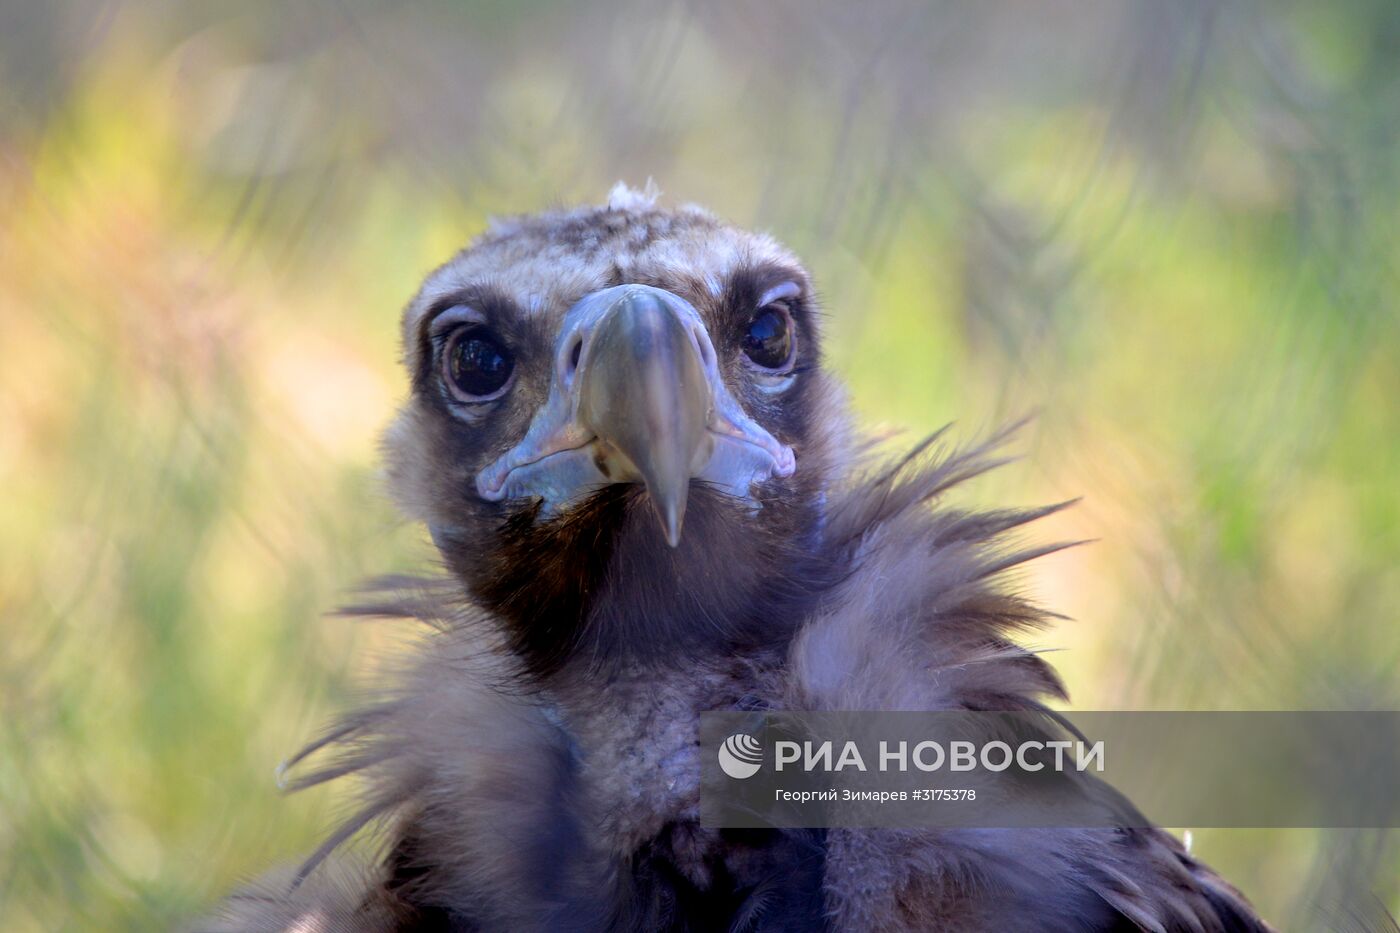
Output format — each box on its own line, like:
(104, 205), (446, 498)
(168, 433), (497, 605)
(577, 290), (712, 546)
(475, 284), (795, 547)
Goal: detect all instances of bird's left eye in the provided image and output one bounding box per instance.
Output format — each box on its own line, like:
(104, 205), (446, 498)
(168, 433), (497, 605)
(443, 327), (515, 401)
(742, 304), (795, 371)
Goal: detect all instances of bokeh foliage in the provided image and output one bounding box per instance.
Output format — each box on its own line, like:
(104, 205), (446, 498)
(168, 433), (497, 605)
(1, 1), (1397, 928)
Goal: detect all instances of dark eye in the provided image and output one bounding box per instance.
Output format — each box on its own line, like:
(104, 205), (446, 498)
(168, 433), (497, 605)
(443, 328), (514, 400)
(742, 304), (795, 371)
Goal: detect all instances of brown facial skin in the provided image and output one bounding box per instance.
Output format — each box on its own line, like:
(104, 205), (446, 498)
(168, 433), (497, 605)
(384, 194), (848, 680)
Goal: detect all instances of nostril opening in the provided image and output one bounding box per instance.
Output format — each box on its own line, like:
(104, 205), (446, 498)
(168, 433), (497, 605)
(568, 338), (583, 373)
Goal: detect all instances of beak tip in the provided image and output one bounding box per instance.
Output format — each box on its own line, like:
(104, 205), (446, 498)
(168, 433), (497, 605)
(660, 505), (685, 548)
(652, 492), (686, 548)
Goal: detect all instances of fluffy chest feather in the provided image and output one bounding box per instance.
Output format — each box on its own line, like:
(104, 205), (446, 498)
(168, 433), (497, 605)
(554, 659), (773, 861)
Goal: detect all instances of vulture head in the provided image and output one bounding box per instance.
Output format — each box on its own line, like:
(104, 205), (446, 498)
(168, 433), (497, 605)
(385, 184), (842, 680)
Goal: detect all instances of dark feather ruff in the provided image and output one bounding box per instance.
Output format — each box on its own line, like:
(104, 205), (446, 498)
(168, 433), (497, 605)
(204, 428), (1273, 933)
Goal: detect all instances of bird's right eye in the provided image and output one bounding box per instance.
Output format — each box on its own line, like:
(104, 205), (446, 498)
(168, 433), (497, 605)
(443, 327), (515, 401)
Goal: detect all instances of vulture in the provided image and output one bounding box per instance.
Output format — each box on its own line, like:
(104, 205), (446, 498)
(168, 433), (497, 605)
(209, 184), (1271, 932)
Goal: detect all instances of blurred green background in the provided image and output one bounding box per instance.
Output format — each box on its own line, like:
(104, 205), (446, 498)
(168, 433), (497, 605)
(1, 1), (1397, 928)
